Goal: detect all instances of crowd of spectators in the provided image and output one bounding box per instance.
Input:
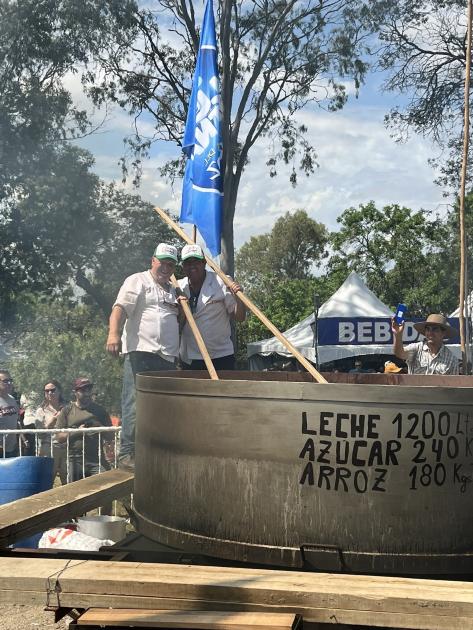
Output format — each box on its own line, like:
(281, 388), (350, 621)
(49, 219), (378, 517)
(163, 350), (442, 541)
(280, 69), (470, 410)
(0, 370), (114, 486)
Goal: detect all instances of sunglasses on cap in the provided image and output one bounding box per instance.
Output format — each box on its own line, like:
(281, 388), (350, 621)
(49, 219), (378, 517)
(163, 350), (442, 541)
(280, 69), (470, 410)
(75, 384), (93, 392)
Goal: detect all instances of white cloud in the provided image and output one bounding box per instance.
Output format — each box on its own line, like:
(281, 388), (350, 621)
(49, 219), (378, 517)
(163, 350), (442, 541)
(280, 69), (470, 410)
(225, 106), (444, 246)
(72, 83), (446, 252)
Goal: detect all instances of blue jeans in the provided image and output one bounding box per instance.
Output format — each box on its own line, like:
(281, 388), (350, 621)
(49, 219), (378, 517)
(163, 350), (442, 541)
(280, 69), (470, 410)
(119, 352), (175, 458)
(119, 354), (136, 458)
(68, 454), (110, 482)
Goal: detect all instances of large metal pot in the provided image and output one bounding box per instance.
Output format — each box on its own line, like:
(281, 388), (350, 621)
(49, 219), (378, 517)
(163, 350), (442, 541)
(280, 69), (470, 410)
(134, 371), (473, 574)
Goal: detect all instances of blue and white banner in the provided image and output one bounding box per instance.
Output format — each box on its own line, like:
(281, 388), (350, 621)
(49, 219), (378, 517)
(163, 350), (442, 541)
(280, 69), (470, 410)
(318, 317), (461, 346)
(180, 0), (223, 256)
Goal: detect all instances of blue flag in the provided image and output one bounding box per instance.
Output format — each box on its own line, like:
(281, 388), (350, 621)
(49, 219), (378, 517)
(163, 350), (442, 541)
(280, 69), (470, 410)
(180, 0), (223, 256)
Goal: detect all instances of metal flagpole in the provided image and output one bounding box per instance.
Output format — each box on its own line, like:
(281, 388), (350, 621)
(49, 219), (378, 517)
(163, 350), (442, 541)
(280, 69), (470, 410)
(459, 0), (473, 373)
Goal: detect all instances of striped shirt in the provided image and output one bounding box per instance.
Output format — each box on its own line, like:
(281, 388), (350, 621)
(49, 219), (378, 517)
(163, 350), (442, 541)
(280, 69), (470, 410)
(404, 341), (459, 375)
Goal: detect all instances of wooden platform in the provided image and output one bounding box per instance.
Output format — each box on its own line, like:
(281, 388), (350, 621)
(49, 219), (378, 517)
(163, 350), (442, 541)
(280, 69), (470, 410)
(74, 608), (302, 629)
(0, 469), (133, 547)
(0, 469), (469, 628)
(0, 557), (472, 629)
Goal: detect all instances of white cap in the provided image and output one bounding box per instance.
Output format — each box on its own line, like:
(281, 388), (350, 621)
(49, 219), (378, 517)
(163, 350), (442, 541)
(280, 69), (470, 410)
(181, 244), (205, 261)
(154, 243), (178, 262)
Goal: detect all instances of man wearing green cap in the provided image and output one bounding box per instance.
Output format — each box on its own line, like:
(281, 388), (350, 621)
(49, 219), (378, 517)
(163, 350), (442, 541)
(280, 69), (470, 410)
(106, 242), (179, 470)
(178, 243), (246, 370)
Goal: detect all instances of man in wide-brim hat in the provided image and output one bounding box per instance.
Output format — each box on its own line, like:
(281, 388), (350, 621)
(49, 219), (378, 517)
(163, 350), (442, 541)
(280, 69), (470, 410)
(392, 313), (459, 375)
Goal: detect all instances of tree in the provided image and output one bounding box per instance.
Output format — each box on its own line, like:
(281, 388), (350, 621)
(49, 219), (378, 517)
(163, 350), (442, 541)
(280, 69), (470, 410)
(234, 210), (329, 362)
(439, 191), (473, 298)
(85, 0), (379, 275)
(327, 201), (457, 315)
(1, 154), (180, 326)
(0, 0), (136, 200)
(2, 146), (105, 321)
(374, 0), (470, 188)
(235, 209), (328, 294)
(0, 0), (144, 323)
(236, 276), (329, 364)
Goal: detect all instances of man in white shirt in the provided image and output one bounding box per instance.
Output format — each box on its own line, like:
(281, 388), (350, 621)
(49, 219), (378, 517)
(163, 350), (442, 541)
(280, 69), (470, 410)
(392, 313), (459, 375)
(178, 244), (246, 370)
(106, 243), (180, 469)
(0, 369), (19, 457)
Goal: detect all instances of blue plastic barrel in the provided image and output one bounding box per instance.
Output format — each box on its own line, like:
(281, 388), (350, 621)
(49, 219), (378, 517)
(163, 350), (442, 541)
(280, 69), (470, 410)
(0, 456), (54, 548)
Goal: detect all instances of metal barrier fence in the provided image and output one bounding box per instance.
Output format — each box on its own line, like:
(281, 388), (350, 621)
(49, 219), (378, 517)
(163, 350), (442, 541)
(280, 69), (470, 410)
(0, 427), (121, 484)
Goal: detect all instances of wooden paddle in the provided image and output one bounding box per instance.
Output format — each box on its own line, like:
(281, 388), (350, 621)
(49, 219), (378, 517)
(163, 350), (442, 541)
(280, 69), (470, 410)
(155, 207), (328, 384)
(171, 275), (219, 380)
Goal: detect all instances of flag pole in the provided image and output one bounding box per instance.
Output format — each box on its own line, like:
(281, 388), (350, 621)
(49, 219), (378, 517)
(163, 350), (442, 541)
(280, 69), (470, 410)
(459, 0), (473, 374)
(155, 206), (328, 384)
(179, 0), (222, 258)
(171, 275), (219, 380)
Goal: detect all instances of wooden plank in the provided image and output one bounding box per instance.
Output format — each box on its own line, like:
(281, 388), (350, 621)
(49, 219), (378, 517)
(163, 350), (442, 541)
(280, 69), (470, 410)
(76, 608), (301, 629)
(0, 588), (469, 630)
(1, 558), (473, 626)
(0, 469), (133, 546)
(1, 588), (472, 630)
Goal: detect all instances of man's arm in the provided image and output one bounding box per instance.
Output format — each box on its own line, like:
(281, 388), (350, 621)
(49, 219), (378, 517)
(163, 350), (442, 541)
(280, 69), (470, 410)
(227, 281), (246, 322)
(106, 305), (127, 356)
(174, 284), (189, 331)
(392, 317), (408, 361)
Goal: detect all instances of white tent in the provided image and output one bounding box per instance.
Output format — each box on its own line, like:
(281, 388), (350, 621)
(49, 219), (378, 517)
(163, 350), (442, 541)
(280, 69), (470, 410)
(247, 271), (395, 366)
(449, 292), (473, 318)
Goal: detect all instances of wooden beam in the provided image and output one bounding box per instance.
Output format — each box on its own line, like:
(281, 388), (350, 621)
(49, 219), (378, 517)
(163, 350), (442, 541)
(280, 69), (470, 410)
(0, 469), (133, 546)
(76, 608), (302, 629)
(1, 589), (472, 630)
(1, 558), (473, 629)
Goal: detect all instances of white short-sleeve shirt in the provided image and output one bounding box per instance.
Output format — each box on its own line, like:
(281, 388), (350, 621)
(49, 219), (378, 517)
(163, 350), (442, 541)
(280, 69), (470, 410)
(178, 271), (236, 362)
(114, 271), (179, 361)
(0, 394), (19, 453)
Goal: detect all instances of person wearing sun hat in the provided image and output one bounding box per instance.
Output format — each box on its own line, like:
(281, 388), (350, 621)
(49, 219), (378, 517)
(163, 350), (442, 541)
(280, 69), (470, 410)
(106, 242), (180, 470)
(392, 313), (459, 375)
(178, 243), (246, 370)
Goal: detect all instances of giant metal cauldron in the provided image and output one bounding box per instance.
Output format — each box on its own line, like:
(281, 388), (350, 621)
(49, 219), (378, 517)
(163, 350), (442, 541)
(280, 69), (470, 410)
(133, 371), (473, 574)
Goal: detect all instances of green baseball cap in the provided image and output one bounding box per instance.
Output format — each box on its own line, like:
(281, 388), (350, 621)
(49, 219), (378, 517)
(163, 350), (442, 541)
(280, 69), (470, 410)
(181, 244), (205, 261)
(154, 243), (178, 262)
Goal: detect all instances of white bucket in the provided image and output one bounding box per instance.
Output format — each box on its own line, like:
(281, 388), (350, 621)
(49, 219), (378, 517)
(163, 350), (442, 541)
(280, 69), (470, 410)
(77, 515), (127, 543)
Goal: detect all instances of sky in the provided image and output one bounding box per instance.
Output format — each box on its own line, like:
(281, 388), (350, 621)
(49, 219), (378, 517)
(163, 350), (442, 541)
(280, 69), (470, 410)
(72, 49), (451, 253)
